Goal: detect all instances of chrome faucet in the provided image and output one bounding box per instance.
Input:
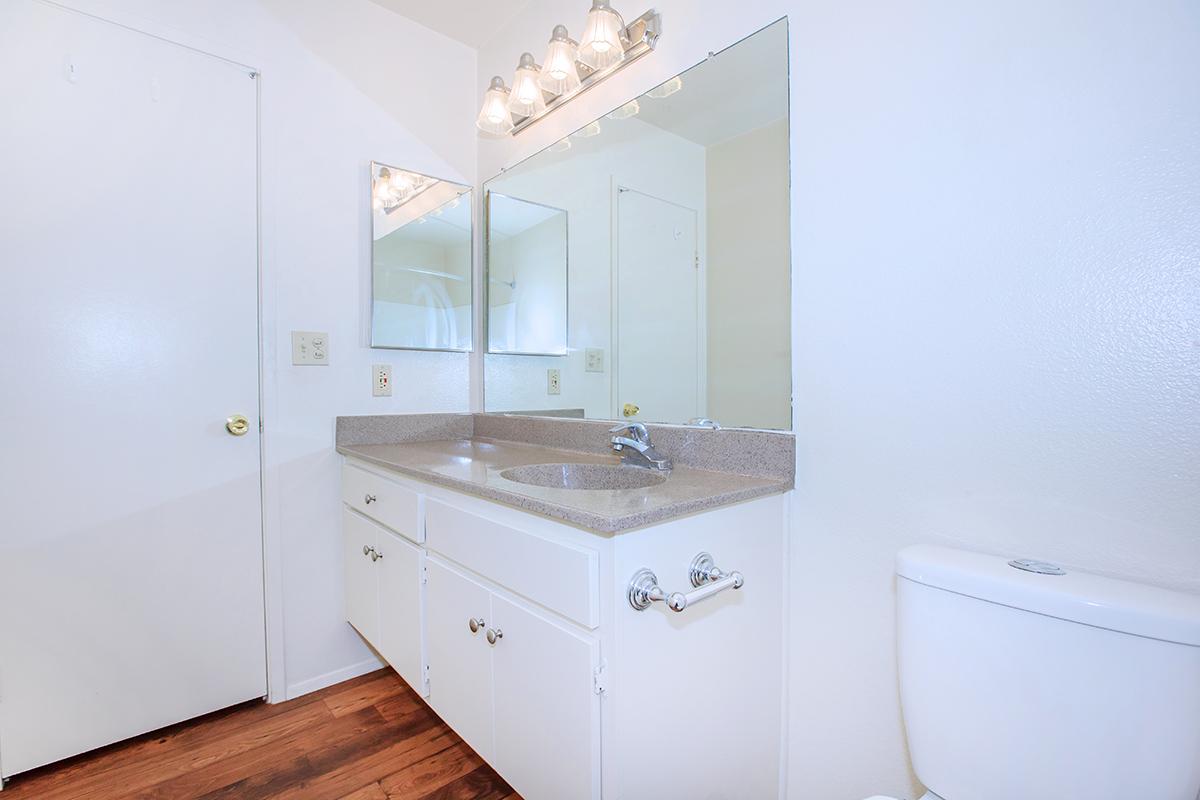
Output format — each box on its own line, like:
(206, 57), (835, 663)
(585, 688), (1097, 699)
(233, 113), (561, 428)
(610, 422), (672, 471)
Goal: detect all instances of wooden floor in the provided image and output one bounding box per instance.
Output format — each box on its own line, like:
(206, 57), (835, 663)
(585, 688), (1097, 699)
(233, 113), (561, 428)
(2, 669), (517, 800)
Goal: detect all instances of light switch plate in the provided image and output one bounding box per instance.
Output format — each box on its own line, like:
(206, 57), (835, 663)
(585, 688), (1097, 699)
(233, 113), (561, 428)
(373, 364), (392, 397)
(291, 331), (329, 365)
(547, 368), (561, 395)
(585, 348), (605, 373)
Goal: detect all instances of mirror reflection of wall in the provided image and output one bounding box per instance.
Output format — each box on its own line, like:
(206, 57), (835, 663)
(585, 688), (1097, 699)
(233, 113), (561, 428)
(486, 193), (568, 355)
(370, 163), (472, 351)
(483, 19), (790, 429)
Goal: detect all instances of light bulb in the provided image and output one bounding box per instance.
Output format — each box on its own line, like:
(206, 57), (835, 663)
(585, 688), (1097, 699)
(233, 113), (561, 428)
(607, 99), (639, 120)
(578, 0), (626, 71)
(645, 75), (682, 99)
(476, 76), (515, 134)
(507, 52), (546, 118)
(539, 25), (581, 96)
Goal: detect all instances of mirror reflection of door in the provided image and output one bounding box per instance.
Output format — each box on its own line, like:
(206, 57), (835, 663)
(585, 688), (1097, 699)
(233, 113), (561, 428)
(615, 187), (701, 423)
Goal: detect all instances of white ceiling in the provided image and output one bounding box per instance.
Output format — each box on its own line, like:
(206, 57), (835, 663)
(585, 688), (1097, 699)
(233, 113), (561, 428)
(368, 0), (532, 48)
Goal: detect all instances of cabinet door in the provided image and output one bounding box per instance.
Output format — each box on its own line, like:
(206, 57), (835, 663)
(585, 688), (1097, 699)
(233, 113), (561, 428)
(377, 529), (425, 695)
(343, 508), (379, 645)
(491, 594), (600, 800)
(425, 557), (494, 760)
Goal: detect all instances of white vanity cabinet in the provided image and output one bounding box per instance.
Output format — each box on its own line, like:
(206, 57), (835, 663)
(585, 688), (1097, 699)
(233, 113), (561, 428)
(341, 457), (787, 800)
(425, 557), (601, 800)
(341, 465), (427, 695)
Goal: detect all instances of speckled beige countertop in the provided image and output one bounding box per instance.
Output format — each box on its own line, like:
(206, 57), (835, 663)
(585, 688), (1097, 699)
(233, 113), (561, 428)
(336, 417), (794, 534)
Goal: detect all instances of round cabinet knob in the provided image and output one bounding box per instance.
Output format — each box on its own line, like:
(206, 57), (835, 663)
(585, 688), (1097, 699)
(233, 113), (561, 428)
(226, 415), (250, 436)
(371, 549), (382, 562)
(468, 617), (484, 634)
(364, 494), (376, 504)
(486, 628), (503, 646)
(362, 545), (371, 556)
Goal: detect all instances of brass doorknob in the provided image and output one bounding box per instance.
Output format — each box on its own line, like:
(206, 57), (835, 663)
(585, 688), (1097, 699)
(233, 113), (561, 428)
(623, 403), (640, 418)
(226, 415), (250, 436)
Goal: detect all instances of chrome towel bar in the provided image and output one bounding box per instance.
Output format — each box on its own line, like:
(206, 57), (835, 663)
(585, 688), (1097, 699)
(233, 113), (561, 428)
(627, 552), (744, 612)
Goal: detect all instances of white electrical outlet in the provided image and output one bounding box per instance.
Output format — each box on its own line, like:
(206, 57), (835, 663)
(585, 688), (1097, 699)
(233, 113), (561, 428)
(547, 368), (561, 395)
(585, 348), (605, 373)
(373, 364), (392, 397)
(291, 331), (329, 365)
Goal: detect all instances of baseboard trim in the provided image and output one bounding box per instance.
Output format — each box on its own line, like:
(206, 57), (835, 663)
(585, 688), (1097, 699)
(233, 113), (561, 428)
(284, 656), (384, 701)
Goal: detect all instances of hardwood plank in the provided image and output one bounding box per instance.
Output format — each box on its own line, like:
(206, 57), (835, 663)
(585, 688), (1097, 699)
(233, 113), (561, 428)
(2, 668), (521, 800)
(321, 672), (409, 718)
(378, 740), (484, 798)
(415, 765), (514, 800)
(339, 783), (389, 800)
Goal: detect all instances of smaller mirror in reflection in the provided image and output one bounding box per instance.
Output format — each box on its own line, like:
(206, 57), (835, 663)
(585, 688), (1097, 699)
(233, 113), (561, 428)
(486, 192), (568, 356)
(371, 163), (472, 351)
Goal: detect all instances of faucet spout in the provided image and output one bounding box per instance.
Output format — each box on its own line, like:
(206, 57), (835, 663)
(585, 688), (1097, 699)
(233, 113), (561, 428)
(610, 423), (672, 471)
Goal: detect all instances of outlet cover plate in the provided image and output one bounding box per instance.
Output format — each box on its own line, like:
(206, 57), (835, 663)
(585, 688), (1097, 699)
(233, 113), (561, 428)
(585, 348), (605, 373)
(547, 368), (561, 395)
(373, 364), (392, 397)
(292, 331), (329, 365)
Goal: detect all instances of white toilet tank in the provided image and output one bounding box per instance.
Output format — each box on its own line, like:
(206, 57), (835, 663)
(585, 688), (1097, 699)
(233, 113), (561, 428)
(896, 545), (1200, 800)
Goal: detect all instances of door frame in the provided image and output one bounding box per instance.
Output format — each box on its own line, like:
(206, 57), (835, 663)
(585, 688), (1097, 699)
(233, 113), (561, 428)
(34, 0), (286, 705)
(610, 181), (707, 421)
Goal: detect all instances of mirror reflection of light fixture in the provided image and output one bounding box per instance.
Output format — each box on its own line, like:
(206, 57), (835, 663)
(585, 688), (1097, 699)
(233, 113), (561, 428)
(578, 0), (626, 71)
(645, 75), (683, 98)
(539, 25), (582, 95)
(477, 76), (515, 135)
(475, 2), (661, 136)
(607, 99), (639, 120)
(571, 120), (602, 139)
(373, 165), (438, 213)
(508, 53), (547, 118)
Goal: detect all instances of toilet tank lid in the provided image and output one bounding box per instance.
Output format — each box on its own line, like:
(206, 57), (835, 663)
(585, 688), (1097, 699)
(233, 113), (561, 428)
(896, 545), (1200, 647)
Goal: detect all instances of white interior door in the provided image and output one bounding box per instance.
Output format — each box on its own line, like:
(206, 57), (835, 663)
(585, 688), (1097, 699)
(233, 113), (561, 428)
(615, 187), (702, 423)
(0, 1), (265, 777)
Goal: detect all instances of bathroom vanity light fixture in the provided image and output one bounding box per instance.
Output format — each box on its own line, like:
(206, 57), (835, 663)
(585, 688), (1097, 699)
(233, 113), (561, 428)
(476, 2), (662, 136)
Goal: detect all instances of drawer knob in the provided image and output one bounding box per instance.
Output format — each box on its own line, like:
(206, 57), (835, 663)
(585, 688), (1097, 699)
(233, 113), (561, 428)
(486, 627), (503, 646)
(362, 545), (371, 557)
(364, 494), (377, 504)
(371, 549), (383, 562)
(468, 617), (485, 634)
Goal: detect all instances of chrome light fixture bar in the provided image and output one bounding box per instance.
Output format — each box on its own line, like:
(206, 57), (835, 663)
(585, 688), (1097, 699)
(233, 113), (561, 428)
(477, 5), (662, 137)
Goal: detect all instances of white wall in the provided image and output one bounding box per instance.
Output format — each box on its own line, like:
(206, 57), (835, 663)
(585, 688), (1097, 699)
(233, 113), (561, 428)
(479, 1), (1200, 798)
(52, 0), (479, 699)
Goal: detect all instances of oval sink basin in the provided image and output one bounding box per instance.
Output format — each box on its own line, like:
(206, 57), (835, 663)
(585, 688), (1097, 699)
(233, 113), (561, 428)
(500, 463), (667, 490)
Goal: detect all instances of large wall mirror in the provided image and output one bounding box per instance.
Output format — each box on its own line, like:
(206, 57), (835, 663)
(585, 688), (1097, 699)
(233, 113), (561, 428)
(483, 19), (790, 429)
(371, 163), (472, 351)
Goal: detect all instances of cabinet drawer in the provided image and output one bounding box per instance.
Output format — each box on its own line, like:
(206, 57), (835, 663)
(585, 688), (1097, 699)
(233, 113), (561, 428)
(426, 500), (599, 629)
(342, 463), (423, 543)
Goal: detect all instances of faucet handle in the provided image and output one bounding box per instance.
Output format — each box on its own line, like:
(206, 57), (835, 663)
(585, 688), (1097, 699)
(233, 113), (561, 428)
(610, 422), (649, 442)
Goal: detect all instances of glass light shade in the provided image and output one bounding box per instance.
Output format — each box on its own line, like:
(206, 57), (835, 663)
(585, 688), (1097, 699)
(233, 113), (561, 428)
(578, 0), (626, 71)
(645, 75), (683, 99)
(607, 99), (639, 120)
(539, 25), (581, 95)
(476, 76), (515, 134)
(571, 120), (602, 139)
(507, 52), (546, 118)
